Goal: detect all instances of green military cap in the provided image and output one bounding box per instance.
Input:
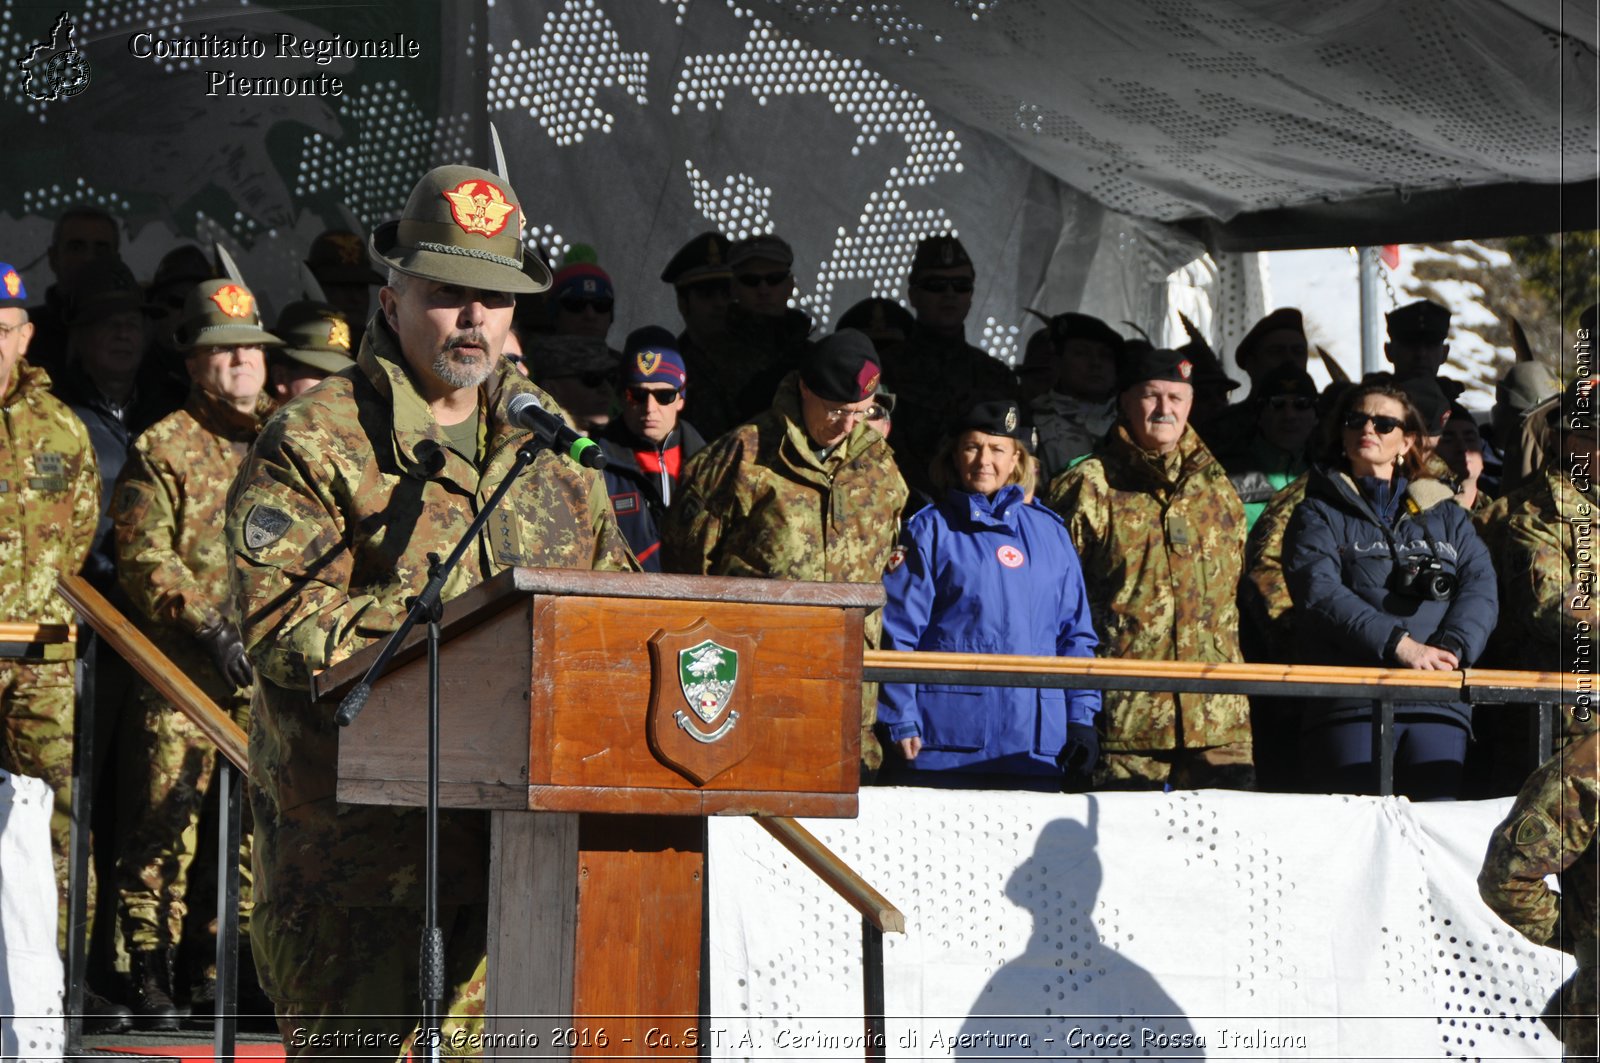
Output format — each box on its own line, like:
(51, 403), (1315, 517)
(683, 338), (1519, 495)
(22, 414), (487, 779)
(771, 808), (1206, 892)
(306, 229), (384, 286)
(274, 300), (354, 374)
(68, 256), (152, 325)
(1387, 299), (1450, 344)
(173, 279), (282, 351)
(370, 165), (551, 295)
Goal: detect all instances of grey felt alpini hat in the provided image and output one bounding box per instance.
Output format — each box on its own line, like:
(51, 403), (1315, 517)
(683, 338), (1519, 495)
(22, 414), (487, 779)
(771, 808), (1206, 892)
(173, 279), (282, 350)
(370, 165), (552, 295)
(274, 300), (355, 374)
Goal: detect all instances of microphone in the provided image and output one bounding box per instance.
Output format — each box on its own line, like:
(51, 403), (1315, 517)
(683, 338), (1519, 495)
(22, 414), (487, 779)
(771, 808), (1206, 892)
(505, 392), (607, 469)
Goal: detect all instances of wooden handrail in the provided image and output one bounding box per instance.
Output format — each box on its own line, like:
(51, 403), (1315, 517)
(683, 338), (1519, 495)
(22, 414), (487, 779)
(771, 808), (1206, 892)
(865, 649), (1586, 699)
(756, 816), (905, 934)
(0, 622), (76, 644)
(56, 575), (249, 774)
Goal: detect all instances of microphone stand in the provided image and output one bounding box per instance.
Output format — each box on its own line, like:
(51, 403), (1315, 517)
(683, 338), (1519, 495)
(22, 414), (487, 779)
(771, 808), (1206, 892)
(334, 433), (549, 1059)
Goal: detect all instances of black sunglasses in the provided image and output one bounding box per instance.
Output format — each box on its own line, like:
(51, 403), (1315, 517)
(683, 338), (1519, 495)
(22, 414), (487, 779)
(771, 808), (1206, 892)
(1342, 412), (1404, 434)
(735, 271), (790, 289)
(1268, 396), (1315, 411)
(914, 276), (974, 294)
(558, 296), (614, 315)
(624, 385), (681, 406)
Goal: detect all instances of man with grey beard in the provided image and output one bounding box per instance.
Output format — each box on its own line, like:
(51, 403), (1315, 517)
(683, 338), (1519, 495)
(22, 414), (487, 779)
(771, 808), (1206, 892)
(225, 163), (635, 1053)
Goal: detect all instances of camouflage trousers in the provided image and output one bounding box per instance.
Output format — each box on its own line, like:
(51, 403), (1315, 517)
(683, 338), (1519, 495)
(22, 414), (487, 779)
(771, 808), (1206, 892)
(1093, 742), (1256, 791)
(0, 660), (85, 955)
(252, 900), (488, 1060)
(1545, 967), (1597, 1061)
(116, 679), (252, 955)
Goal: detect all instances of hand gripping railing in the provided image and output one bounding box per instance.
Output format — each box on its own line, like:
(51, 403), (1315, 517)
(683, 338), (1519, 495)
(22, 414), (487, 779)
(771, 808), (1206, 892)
(862, 648), (1586, 795)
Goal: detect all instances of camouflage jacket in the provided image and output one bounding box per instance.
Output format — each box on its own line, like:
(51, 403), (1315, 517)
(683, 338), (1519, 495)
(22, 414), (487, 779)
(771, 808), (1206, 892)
(226, 320), (635, 908)
(0, 362), (98, 657)
(662, 371), (907, 586)
(1488, 466), (1597, 672)
(1479, 732), (1598, 974)
(1044, 423), (1250, 751)
(880, 323), (1019, 499)
(112, 388), (268, 673)
(1240, 474), (1310, 663)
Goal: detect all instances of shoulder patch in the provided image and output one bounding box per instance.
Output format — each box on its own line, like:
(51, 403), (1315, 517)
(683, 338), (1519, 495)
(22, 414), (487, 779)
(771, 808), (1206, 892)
(244, 504), (293, 551)
(113, 481), (150, 523)
(1513, 810), (1556, 848)
(886, 545), (907, 573)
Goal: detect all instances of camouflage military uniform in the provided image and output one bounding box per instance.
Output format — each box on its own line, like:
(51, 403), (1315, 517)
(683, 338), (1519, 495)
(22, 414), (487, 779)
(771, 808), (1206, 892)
(1479, 733), (1599, 1059)
(880, 323), (1019, 499)
(0, 361), (99, 948)
(661, 371), (909, 769)
(1241, 473), (1309, 664)
(111, 387), (267, 955)
(1045, 423), (1253, 788)
(1485, 466), (1599, 743)
(227, 321), (634, 1052)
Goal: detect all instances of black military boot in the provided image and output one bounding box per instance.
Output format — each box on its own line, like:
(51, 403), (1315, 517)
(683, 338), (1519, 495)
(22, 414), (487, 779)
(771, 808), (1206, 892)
(81, 987), (133, 1035)
(129, 949), (183, 1031)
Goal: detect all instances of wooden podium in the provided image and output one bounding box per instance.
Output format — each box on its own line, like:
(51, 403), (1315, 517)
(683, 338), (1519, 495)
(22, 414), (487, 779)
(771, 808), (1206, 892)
(315, 567), (881, 1058)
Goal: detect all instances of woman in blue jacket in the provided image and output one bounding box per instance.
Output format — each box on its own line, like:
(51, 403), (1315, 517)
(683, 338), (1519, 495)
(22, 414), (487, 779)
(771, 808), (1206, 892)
(1284, 382), (1497, 799)
(878, 399), (1101, 788)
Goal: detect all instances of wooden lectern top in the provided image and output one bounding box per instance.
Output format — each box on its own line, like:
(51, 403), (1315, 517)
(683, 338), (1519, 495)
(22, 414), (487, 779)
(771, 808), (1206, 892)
(324, 567), (881, 819)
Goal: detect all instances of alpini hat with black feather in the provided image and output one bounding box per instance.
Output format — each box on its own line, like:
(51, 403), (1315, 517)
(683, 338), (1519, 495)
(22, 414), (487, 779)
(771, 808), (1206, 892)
(370, 165), (552, 295)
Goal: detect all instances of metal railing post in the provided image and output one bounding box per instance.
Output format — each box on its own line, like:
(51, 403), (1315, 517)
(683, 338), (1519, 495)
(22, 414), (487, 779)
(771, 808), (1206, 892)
(862, 918), (885, 1062)
(65, 632), (94, 1051)
(214, 759), (241, 1062)
(1371, 700), (1395, 797)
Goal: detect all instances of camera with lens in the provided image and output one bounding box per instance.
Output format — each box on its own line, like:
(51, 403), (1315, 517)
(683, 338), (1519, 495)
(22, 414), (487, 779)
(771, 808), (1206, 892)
(1392, 556), (1457, 601)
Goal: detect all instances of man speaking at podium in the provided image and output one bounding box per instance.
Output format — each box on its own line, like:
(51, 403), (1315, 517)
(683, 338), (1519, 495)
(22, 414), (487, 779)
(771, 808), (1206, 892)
(225, 164), (635, 1056)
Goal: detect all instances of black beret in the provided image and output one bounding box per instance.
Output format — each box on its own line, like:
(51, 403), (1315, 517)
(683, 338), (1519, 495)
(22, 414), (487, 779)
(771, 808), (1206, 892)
(801, 329), (881, 403)
(1387, 299), (1450, 344)
(660, 231), (732, 286)
(1116, 346), (1195, 392)
(1235, 308), (1304, 367)
(1048, 312), (1125, 354)
(952, 398), (1037, 450)
(837, 297), (914, 338)
(910, 234), (973, 277)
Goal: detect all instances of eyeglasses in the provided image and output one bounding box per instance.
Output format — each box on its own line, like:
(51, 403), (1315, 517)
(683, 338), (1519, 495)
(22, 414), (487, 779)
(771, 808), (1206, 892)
(1341, 412), (1405, 434)
(821, 403), (874, 424)
(1268, 396), (1315, 412)
(735, 271), (791, 289)
(624, 385), (681, 406)
(558, 296), (613, 315)
(913, 277), (974, 295)
(867, 404), (889, 421)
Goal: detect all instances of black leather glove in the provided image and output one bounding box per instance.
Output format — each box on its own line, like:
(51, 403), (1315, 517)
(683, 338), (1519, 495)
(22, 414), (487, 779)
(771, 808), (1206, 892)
(196, 619), (254, 689)
(1057, 722), (1100, 790)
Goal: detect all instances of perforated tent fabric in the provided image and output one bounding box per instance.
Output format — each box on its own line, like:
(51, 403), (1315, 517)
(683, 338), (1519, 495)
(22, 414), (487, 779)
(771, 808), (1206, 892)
(5, 0), (1588, 361)
(709, 789), (1572, 1062)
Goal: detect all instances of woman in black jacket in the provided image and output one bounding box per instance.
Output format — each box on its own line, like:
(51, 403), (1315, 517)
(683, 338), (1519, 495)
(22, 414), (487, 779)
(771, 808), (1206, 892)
(1284, 382), (1497, 799)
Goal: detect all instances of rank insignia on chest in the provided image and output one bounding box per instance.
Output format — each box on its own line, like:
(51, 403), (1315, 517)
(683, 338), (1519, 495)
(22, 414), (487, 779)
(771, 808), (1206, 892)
(243, 504), (293, 551)
(36, 452), (64, 477)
